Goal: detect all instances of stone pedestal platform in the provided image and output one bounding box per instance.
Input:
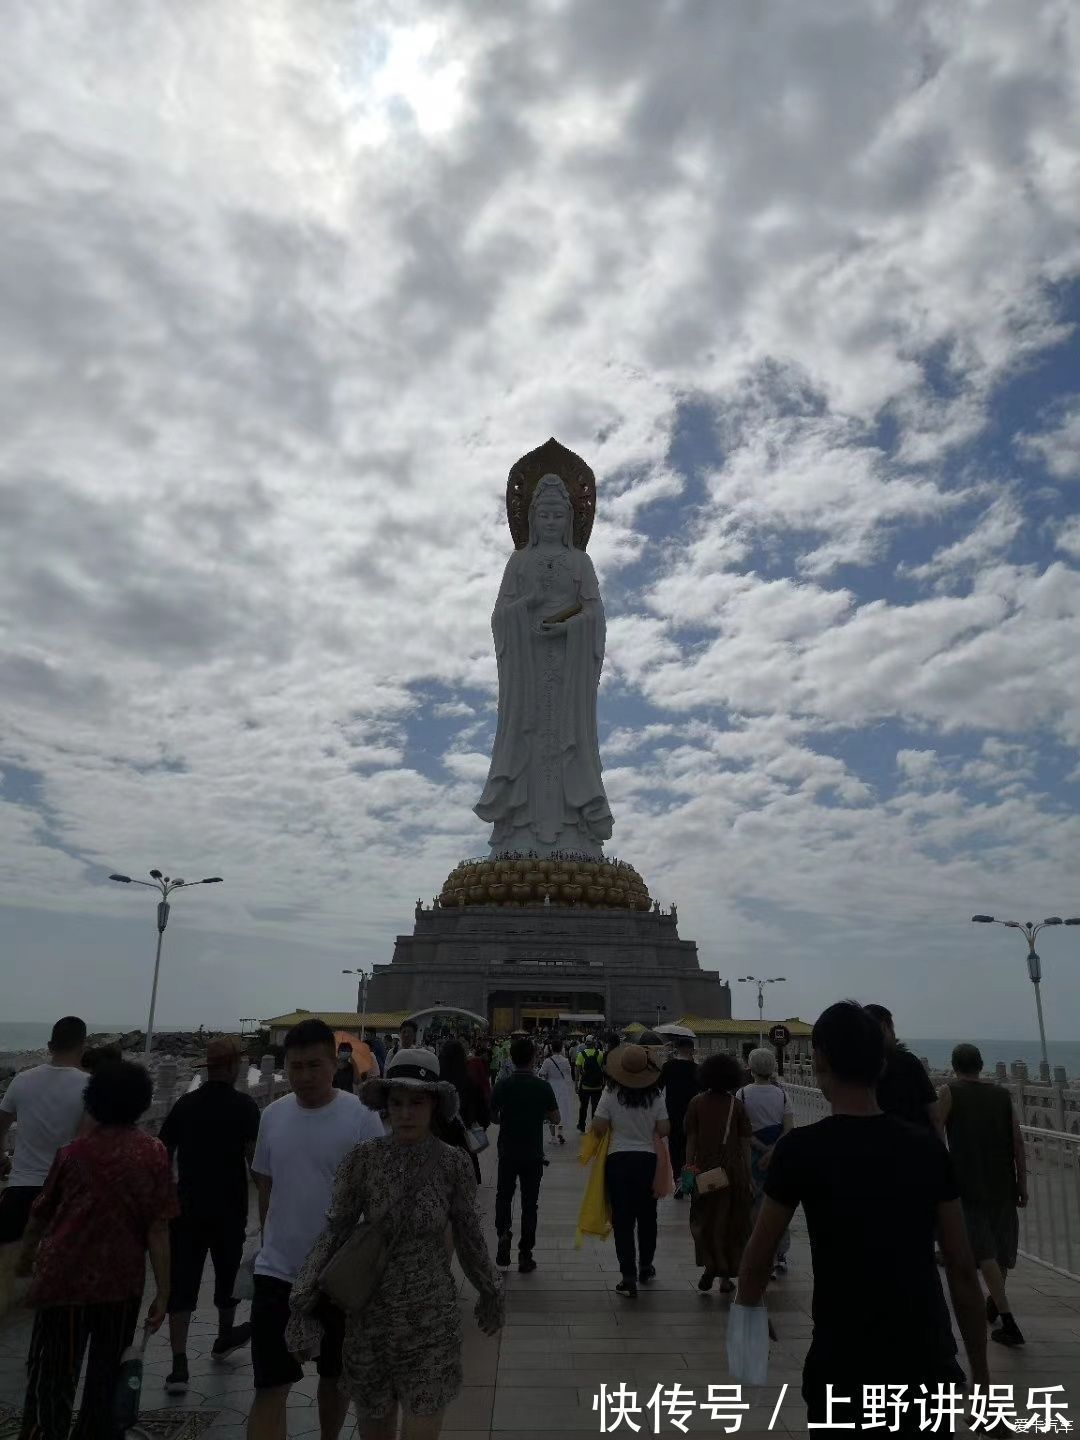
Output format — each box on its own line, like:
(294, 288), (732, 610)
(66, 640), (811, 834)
(365, 900), (731, 1032)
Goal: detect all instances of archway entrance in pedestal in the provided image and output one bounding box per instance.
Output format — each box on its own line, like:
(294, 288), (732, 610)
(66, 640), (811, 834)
(487, 990), (605, 1034)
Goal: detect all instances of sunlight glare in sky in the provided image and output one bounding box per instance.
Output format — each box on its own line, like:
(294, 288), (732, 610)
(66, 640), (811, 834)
(347, 21), (466, 146)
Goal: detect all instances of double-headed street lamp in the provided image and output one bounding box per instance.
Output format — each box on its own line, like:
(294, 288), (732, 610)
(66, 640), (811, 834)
(971, 914), (1080, 1073)
(343, 967), (371, 1037)
(738, 975), (787, 1048)
(109, 870), (223, 1057)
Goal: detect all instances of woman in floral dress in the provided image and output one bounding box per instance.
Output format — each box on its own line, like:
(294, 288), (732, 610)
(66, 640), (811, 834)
(287, 1048), (503, 1440)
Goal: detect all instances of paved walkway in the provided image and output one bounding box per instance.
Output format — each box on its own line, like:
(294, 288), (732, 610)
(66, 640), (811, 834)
(2, 1135), (1079, 1437)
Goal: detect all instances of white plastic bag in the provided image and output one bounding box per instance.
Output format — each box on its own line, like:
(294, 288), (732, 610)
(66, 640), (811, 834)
(726, 1303), (770, 1386)
(234, 1232), (261, 1301)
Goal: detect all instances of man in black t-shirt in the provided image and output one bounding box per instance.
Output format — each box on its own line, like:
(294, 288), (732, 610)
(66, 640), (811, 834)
(737, 1002), (987, 1433)
(659, 1038), (702, 1194)
(491, 1037), (560, 1274)
(864, 1004), (942, 1137)
(159, 1036), (261, 1394)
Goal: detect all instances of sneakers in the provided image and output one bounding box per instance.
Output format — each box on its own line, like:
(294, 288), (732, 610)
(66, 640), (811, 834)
(211, 1323), (252, 1361)
(615, 1279), (638, 1299)
(165, 1355), (189, 1395)
(518, 1253), (537, 1274)
(697, 1271), (714, 1292)
(496, 1233), (512, 1269)
(991, 1316), (1025, 1347)
(774, 1256), (788, 1275)
(557, 1132), (566, 1145)
(638, 1265), (656, 1285)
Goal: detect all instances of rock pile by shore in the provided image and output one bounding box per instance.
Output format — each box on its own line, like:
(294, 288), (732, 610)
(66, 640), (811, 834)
(0, 1029), (257, 1102)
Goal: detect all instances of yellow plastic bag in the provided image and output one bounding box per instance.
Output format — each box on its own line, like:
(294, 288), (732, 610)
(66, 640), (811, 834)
(575, 1127), (612, 1246)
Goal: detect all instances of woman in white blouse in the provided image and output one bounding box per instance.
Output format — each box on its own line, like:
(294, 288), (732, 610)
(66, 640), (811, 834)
(590, 1044), (670, 1299)
(736, 1047), (794, 1275)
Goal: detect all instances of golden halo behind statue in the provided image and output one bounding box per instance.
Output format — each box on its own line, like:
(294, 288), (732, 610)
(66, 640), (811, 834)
(507, 437), (597, 551)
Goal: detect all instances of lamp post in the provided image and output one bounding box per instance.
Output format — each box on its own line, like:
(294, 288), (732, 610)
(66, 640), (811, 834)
(655, 1003), (668, 1028)
(343, 968), (371, 1038)
(109, 871), (223, 1057)
(737, 975), (787, 1048)
(971, 915), (1080, 1073)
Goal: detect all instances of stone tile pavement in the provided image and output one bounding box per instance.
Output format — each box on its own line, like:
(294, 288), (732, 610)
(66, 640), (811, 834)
(2, 1135), (1079, 1436)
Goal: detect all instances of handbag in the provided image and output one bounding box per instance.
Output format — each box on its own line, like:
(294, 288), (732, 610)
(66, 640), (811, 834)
(318, 1148), (441, 1315)
(465, 1122), (489, 1155)
(694, 1094), (736, 1194)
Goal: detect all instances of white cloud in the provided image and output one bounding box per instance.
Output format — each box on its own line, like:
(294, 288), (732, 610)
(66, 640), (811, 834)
(1, 0), (1079, 1033)
(901, 495), (1023, 589)
(1018, 401), (1080, 481)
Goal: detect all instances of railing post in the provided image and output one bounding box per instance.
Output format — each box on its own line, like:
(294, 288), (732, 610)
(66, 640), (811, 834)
(260, 1054), (276, 1108)
(155, 1059), (178, 1115)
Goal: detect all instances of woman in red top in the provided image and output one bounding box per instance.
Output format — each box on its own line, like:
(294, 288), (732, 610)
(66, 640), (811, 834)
(18, 1060), (178, 1440)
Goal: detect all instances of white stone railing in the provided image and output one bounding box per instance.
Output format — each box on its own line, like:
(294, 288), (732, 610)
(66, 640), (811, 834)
(786, 1082), (830, 1127)
(785, 1083), (1080, 1282)
(143, 1055), (290, 1130)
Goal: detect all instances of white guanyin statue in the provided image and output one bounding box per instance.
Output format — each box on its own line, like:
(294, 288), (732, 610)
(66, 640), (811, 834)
(475, 441), (614, 856)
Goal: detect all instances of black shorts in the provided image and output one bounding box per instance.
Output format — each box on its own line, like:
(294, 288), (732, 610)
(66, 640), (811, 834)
(250, 1274), (344, 1391)
(0, 1186), (42, 1245)
(168, 1212), (246, 1314)
(962, 1199), (1018, 1270)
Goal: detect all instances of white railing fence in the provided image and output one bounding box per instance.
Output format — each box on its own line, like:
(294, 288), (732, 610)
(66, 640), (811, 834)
(785, 1083), (1080, 1282)
(1018, 1125), (1080, 1281)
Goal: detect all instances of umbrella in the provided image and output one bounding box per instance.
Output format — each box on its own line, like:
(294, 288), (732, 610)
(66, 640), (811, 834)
(654, 1023), (696, 1039)
(333, 1031), (378, 1080)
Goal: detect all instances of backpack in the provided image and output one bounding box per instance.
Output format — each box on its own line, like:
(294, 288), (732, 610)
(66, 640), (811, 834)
(579, 1048), (604, 1089)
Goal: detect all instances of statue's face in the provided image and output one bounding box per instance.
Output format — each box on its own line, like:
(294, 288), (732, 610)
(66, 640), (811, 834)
(533, 499), (570, 544)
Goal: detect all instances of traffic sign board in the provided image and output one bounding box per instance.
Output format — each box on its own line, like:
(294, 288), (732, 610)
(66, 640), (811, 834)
(768, 1023), (791, 1048)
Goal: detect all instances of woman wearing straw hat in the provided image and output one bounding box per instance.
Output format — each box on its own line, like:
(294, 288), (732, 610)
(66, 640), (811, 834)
(286, 1049), (503, 1438)
(590, 1043), (670, 1299)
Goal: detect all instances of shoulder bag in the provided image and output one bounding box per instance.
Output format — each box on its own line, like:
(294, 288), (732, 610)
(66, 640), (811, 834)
(694, 1095), (736, 1195)
(318, 1146), (441, 1315)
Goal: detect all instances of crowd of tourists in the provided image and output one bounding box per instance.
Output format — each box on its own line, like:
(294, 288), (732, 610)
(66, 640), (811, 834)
(0, 1001), (1032, 1437)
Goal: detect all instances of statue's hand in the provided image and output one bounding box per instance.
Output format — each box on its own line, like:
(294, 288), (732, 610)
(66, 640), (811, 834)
(543, 611), (581, 631)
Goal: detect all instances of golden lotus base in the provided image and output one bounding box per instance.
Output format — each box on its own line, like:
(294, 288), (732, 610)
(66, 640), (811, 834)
(438, 854), (651, 912)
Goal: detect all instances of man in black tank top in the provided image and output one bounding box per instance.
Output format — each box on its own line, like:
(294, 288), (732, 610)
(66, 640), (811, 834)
(938, 1043), (1027, 1347)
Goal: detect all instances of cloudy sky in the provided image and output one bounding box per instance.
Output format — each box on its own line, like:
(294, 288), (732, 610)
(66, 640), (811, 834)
(2, 0), (1079, 1041)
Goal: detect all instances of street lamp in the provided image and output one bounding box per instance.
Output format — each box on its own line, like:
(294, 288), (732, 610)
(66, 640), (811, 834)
(970, 914), (1080, 1072)
(109, 870), (223, 1057)
(655, 1003), (668, 1028)
(343, 968), (372, 1037)
(737, 975), (787, 1048)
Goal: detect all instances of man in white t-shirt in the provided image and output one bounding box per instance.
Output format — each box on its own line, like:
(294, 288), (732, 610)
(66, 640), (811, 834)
(0, 1015), (88, 1316)
(247, 1017), (383, 1440)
